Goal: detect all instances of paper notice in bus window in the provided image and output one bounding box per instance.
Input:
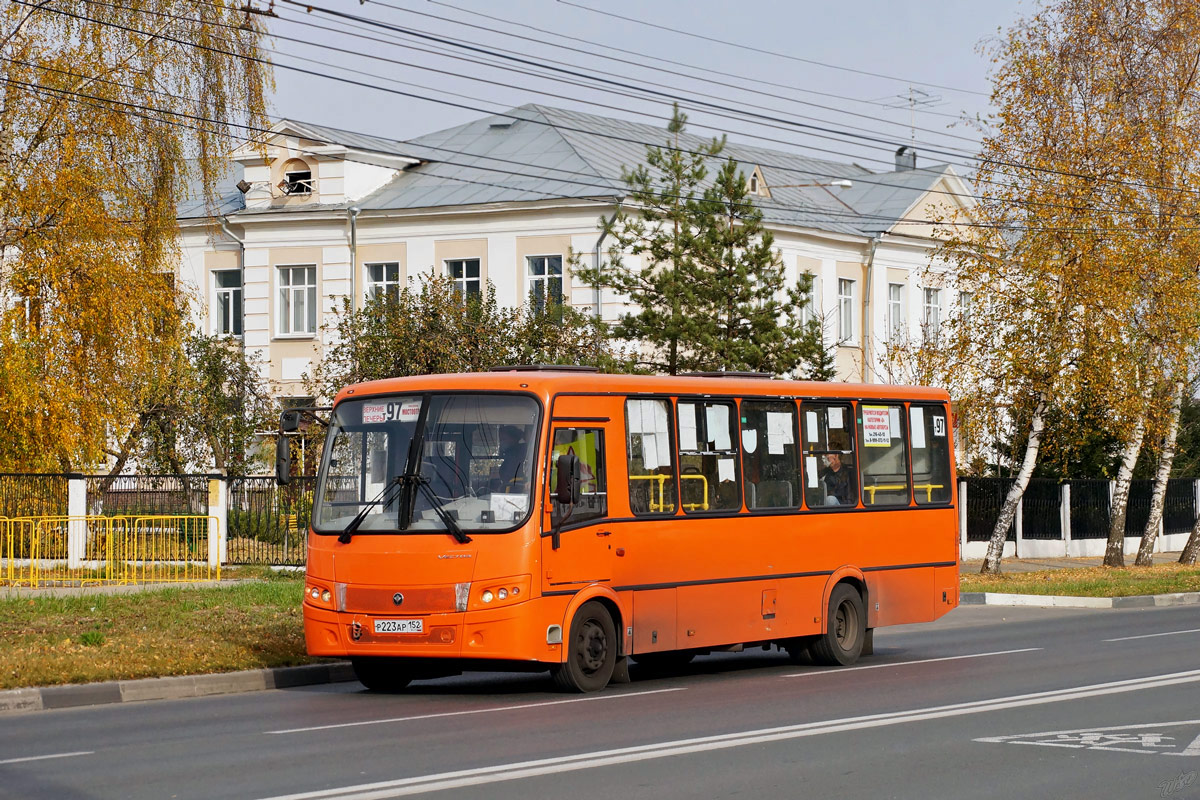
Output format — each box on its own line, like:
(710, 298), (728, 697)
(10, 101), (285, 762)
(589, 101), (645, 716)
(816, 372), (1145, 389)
(742, 429), (758, 453)
(861, 406), (891, 447)
(641, 433), (659, 470)
(626, 400), (645, 435)
(718, 458), (735, 482)
(399, 401), (421, 421)
(363, 404), (387, 424)
(806, 411), (818, 443)
(933, 415), (947, 437)
(706, 405), (731, 450)
(828, 406), (844, 429)
(889, 407), (901, 439)
(910, 407), (926, 449)
(805, 456), (818, 487)
(490, 493), (528, 521)
(680, 404), (698, 450)
(655, 430), (672, 469)
(767, 412), (792, 454)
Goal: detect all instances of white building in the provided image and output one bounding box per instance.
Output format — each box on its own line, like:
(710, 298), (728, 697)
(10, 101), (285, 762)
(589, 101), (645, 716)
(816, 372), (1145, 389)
(176, 104), (974, 401)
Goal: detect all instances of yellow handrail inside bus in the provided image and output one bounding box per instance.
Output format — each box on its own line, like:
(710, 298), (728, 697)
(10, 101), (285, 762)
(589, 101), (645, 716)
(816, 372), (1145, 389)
(862, 483), (944, 504)
(679, 474), (710, 511)
(629, 474), (675, 513)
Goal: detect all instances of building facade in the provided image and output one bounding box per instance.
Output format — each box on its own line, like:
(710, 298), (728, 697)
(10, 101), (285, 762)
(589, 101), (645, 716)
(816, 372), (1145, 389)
(177, 104), (973, 401)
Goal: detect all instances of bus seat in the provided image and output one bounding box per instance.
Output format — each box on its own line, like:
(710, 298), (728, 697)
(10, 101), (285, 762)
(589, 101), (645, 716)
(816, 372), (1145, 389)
(748, 480), (793, 509)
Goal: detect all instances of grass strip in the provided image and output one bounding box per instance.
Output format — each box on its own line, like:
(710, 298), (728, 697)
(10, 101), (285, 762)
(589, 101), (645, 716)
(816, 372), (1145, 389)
(960, 563), (1200, 597)
(0, 569), (317, 691)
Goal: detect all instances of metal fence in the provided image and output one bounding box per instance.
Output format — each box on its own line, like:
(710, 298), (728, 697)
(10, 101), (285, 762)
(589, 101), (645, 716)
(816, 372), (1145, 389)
(1020, 479), (1062, 540)
(0, 515), (218, 587)
(965, 478), (1016, 542)
(226, 476), (315, 566)
(0, 474), (69, 518)
(1165, 478), (1196, 535)
(86, 475), (210, 516)
(1125, 480), (1153, 537)
(1068, 479), (1110, 540)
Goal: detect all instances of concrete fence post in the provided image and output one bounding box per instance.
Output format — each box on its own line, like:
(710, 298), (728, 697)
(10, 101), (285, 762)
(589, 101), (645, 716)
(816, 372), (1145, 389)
(207, 478), (228, 568)
(1060, 483), (1072, 558)
(67, 475), (87, 568)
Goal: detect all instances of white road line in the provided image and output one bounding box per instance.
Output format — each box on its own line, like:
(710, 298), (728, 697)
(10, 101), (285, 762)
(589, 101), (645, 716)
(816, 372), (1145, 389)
(254, 668), (1200, 800)
(1104, 628), (1200, 642)
(0, 751), (94, 766)
(265, 687), (685, 735)
(781, 647), (1042, 677)
(975, 718), (1200, 742)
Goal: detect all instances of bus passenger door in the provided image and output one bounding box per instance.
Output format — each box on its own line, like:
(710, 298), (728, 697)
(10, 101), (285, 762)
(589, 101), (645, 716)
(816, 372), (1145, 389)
(541, 412), (614, 591)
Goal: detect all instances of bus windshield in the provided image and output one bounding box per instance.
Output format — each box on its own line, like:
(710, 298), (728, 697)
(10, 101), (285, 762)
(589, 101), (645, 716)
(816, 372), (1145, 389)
(313, 393), (541, 534)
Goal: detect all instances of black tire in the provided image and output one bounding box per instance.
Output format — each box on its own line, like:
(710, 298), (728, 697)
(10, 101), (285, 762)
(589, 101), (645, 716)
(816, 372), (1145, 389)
(351, 657), (414, 692)
(809, 583), (866, 666)
(551, 601), (617, 692)
(633, 650), (695, 675)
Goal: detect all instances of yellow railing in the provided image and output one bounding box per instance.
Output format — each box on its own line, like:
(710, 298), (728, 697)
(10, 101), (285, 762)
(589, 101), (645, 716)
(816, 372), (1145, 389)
(862, 483), (945, 504)
(680, 474), (710, 511)
(0, 515), (220, 587)
(629, 474), (712, 512)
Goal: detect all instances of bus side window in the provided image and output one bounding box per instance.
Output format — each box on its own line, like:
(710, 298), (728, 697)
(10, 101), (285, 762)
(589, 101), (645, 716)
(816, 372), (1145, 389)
(857, 403), (911, 506)
(801, 403), (857, 509)
(626, 398), (677, 514)
(740, 400), (800, 510)
(677, 399), (740, 513)
(910, 405), (952, 504)
(549, 428), (607, 525)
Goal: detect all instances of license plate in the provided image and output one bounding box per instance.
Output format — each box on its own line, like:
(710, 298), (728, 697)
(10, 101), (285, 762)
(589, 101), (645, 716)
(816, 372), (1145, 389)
(374, 618), (424, 634)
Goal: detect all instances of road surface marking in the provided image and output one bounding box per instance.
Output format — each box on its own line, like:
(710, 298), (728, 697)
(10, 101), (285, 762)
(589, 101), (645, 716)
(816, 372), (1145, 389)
(1104, 628), (1200, 642)
(976, 719), (1200, 757)
(254, 668), (1200, 800)
(0, 751), (93, 765)
(781, 647), (1041, 677)
(265, 687), (685, 735)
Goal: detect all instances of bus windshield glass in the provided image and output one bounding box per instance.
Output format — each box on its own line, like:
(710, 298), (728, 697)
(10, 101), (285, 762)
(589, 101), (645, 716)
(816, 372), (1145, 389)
(313, 393), (541, 534)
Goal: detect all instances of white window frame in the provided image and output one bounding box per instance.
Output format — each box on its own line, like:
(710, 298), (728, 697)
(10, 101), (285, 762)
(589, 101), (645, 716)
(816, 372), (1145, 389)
(837, 278), (855, 343)
(923, 287), (942, 343)
(212, 269), (243, 337)
(445, 258), (482, 300)
(799, 273), (819, 327)
(365, 262), (401, 303)
(527, 254), (564, 311)
(958, 290), (973, 326)
(281, 169), (314, 196)
(277, 264), (318, 337)
(887, 282), (905, 342)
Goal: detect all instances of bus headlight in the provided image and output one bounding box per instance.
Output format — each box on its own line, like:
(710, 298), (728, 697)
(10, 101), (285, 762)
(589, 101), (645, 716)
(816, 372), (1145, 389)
(469, 576), (531, 611)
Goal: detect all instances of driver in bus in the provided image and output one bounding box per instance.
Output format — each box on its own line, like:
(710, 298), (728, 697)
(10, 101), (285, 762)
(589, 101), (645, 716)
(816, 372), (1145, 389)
(821, 452), (854, 506)
(493, 425), (529, 490)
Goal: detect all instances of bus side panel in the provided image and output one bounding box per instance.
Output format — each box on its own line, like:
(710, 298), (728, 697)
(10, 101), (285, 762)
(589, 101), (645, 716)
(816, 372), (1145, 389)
(866, 567), (935, 628)
(631, 588), (677, 654)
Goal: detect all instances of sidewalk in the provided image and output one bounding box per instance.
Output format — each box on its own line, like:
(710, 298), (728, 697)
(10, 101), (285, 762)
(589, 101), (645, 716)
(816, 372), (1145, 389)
(959, 551), (1185, 574)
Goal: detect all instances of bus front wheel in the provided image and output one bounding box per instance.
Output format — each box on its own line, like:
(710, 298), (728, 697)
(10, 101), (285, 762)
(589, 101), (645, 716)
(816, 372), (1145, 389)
(809, 584), (866, 666)
(351, 657), (414, 692)
(552, 601), (617, 692)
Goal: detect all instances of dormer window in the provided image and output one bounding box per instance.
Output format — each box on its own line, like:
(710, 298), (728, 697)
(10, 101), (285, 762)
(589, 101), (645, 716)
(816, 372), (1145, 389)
(746, 166), (770, 198)
(749, 174), (759, 193)
(281, 169), (313, 196)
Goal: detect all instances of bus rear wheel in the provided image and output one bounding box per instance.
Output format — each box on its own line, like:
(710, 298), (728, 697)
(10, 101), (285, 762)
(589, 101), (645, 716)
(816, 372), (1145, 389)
(351, 657), (414, 692)
(552, 601), (617, 692)
(809, 584), (866, 666)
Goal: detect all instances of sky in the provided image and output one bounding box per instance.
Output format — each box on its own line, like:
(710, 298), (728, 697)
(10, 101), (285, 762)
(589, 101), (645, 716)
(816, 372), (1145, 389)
(261, 0), (1031, 175)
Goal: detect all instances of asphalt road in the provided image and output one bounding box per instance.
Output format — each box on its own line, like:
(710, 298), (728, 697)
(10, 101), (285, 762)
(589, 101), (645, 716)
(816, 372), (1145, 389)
(2, 605), (1200, 800)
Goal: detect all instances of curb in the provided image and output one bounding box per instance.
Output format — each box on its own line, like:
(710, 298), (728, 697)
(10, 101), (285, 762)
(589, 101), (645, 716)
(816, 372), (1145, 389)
(0, 661), (356, 716)
(960, 591), (1200, 609)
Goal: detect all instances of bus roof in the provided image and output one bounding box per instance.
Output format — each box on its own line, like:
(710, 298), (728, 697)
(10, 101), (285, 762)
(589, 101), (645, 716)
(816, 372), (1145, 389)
(333, 371), (951, 406)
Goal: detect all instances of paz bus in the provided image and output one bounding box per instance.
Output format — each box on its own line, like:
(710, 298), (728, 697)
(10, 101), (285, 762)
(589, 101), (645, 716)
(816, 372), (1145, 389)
(277, 366), (959, 693)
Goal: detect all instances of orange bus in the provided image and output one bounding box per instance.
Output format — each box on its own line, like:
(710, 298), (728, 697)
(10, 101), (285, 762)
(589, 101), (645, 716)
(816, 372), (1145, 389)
(281, 367), (959, 692)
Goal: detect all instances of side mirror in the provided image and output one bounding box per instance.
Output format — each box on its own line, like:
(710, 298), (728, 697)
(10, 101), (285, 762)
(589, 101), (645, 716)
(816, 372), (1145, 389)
(275, 435), (292, 486)
(554, 453), (581, 506)
(280, 410), (301, 433)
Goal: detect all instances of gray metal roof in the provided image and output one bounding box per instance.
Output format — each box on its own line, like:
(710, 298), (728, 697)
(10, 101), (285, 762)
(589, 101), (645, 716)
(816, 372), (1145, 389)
(177, 165), (244, 220)
(205, 105), (959, 238)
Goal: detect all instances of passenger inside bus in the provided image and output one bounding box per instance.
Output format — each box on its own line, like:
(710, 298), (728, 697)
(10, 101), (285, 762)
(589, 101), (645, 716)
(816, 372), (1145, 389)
(821, 452), (855, 506)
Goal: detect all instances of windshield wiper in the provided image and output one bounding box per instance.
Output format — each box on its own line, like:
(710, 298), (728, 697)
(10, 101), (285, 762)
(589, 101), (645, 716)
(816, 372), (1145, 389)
(338, 476), (404, 544)
(406, 475), (472, 545)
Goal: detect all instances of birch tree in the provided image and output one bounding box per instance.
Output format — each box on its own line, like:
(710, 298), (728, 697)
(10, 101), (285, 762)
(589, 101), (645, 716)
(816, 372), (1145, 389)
(0, 1), (272, 470)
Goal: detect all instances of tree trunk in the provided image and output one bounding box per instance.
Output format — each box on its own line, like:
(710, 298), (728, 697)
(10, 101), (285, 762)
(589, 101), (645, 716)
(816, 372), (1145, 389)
(982, 394), (1047, 574)
(1136, 380), (1184, 566)
(1180, 514), (1200, 565)
(1104, 415), (1145, 567)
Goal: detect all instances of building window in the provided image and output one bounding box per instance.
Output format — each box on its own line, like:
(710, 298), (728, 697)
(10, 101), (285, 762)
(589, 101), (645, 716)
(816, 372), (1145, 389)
(887, 283), (904, 341)
(281, 169), (313, 196)
(799, 274), (818, 327)
(923, 288), (942, 343)
(837, 278), (854, 343)
(527, 255), (563, 312)
(446, 258), (481, 300)
(213, 269), (242, 336)
(278, 265), (317, 335)
(366, 262), (401, 303)
(958, 290), (973, 326)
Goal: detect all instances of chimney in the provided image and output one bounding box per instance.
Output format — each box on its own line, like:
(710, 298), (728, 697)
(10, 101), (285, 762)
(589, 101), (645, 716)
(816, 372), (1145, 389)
(895, 145), (916, 172)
